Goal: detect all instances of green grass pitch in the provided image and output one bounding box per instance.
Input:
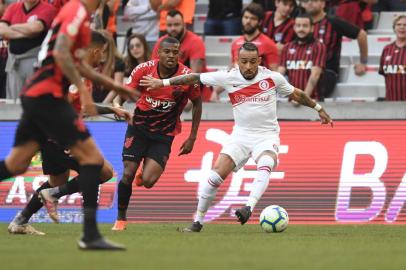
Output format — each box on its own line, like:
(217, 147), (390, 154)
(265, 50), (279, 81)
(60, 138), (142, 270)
(1, 224), (406, 270)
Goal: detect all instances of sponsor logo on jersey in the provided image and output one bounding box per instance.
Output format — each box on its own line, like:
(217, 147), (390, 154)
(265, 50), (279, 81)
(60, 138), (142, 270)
(286, 60), (313, 70)
(382, 65), (406, 74)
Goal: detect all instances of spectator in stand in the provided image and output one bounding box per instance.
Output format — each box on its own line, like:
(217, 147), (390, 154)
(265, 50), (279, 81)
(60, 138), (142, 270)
(0, 0), (56, 101)
(263, 0), (296, 54)
(124, 33), (151, 77)
(157, 0), (195, 36)
(253, 0), (276, 11)
(379, 15), (406, 101)
(105, 0), (120, 40)
(231, 2), (278, 70)
(0, 0), (7, 98)
(111, 33), (151, 107)
(204, 0), (242, 36)
(278, 13), (327, 101)
(332, 0), (377, 29)
(301, 0), (368, 98)
(124, 0), (159, 48)
(152, 9), (212, 103)
(93, 30), (126, 103)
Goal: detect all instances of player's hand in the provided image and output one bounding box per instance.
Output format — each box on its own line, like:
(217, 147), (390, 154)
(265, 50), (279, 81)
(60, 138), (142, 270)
(112, 107), (133, 125)
(354, 63), (366, 76)
(178, 137), (196, 156)
(80, 88), (97, 117)
(319, 109), (333, 127)
(140, 75), (163, 90)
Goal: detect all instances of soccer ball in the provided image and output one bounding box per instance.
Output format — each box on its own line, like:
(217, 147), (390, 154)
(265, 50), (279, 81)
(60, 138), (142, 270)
(259, 205), (289, 233)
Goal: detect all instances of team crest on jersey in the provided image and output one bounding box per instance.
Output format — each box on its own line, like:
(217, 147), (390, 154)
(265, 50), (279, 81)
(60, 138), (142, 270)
(125, 136), (134, 149)
(306, 49), (312, 55)
(289, 48), (296, 54)
(27, 15), (38, 23)
(385, 55), (392, 61)
(275, 33), (283, 42)
(319, 27), (325, 35)
(259, 80), (270, 90)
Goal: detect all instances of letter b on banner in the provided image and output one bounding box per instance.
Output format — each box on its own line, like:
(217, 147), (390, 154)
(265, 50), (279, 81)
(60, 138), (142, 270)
(336, 142), (387, 222)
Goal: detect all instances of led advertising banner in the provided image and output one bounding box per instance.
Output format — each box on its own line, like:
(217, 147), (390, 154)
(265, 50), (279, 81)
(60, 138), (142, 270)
(1, 121), (406, 224)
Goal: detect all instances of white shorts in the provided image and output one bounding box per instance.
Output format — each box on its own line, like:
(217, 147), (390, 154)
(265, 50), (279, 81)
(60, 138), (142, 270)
(220, 130), (280, 172)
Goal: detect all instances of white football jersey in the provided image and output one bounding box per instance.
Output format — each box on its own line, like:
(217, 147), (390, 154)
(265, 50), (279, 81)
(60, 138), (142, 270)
(200, 66), (294, 134)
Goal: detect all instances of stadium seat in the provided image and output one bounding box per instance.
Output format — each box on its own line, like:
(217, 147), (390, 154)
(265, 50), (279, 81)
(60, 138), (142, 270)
(341, 35), (395, 65)
(206, 53), (231, 66)
(204, 36), (238, 54)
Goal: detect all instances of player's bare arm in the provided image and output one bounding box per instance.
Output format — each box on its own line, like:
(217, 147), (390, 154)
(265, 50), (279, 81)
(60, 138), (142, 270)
(140, 73), (201, 90)
(54, 34), (97, 116)
(77, 61), (140, 102)
(95, 104), (133, 124)
(179, 96), (202, 156)
(9, 21), (44, 37)
(289, 88), (333, 127)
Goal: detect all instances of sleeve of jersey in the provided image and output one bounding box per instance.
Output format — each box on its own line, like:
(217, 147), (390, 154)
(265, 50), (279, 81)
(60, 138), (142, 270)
(313, 43), (326, 69)
(264, 40), (279, 66)
(273, 72), (294, 97)
(0, 4), (15, 23)
(378, 47), (386, 75)
(38, 5), (57, 29)
(200, 71), (226, 89)
(125, 66), (144, 90)
(330, 16), (360, 39)
(188, 83), (201, 101)
(59, 5), (88, 42)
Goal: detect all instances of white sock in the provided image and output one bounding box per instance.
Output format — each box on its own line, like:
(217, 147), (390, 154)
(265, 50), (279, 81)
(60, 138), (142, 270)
(194, 170), (223, 224)
(246, 155), (275, 210)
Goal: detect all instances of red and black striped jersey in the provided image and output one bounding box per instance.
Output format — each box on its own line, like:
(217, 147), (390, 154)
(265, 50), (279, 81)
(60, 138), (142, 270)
(313, 15), (359, 73)
(379, 42), (406, 101)
(22, 0), (91, 98)
(126, 60), (201, 136)
(263, 11), (295, 45)
(280, 37), (326, 100)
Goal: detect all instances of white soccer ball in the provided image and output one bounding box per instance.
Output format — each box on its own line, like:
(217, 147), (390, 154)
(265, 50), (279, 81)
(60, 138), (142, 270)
(259, 205), (289, 233)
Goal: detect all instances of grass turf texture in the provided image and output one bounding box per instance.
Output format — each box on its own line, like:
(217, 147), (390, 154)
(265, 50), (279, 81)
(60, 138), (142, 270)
(1, 224), (405, 270)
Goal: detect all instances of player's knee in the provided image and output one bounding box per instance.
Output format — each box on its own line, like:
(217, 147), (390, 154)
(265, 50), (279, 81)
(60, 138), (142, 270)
(257, 154), (276, 171)
(121, 168), (136, 185)
(100, 163), (114, 183)
(142, 176), (159, 189)
(7, 159), (29, 175)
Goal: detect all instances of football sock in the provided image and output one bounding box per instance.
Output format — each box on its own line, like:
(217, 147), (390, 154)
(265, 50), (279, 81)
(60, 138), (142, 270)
(0, 160), (12, 181)
(246, 155), (275, 210)
(117, 181), (132, 221)
(78, 164), (102, 242)
(18, 181), (52, 224)
(194, 170), (223, 224)
(48, 176), (80, 199)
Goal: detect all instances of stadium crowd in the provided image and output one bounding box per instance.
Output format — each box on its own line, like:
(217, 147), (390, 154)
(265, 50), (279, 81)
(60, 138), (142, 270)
(0, 0), (405, 102)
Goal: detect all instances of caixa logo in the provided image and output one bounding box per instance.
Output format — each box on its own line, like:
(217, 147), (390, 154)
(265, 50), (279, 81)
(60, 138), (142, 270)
(184, 128), (288, 222)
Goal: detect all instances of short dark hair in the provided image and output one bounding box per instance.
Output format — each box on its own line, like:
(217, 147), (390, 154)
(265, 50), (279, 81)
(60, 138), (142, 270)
(242, 3), (265, 22)
(239, 42), (259, 54)
(295, 13), (313, 25)
(167, 9), (184, 19)
(90, 30), (107, 46)
(159, 36), (180, 48)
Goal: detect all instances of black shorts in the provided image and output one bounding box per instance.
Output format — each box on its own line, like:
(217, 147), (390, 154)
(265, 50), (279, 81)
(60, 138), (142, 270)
(40, 140), (80, 175)
(14, 95), (90, 148)
(122, 125), (174, 169)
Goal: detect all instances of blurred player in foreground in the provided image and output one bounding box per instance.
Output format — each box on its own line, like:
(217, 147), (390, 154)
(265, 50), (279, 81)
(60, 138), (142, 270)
(8, 30), (132, 235)
(112, 37), (202, 231)
(140, 42), (333, 232)
(0, 0), (135, 249)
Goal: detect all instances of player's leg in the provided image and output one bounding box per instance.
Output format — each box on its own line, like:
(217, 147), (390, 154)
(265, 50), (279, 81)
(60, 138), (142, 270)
(113, 124), (147, 230)
(179, 153), (236, 233)
(0, 141), (40, 181)
(235, 138), (279, 224)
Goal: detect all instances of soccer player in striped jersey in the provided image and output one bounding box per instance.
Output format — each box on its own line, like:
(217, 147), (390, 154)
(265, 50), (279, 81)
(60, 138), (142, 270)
(379, 15), (406, 101)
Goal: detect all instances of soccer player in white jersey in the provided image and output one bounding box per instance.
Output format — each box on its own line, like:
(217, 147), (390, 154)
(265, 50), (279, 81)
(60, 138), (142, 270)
(140, 42), (333, 232)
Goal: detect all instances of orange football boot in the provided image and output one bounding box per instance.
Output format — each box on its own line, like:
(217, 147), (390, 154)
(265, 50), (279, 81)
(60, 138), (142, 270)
(111, 220), (127, 231)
